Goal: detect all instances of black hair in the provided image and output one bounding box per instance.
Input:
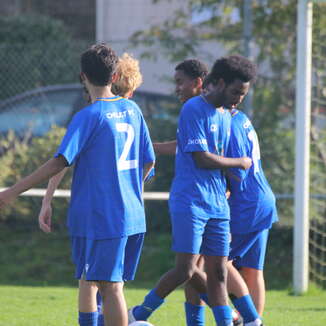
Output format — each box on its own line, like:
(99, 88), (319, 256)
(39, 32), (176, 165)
(202, 73), (213, 90)
(175, 59), (208, 80)
(210, 55), (257, 85)
(81, 44), (118, 86)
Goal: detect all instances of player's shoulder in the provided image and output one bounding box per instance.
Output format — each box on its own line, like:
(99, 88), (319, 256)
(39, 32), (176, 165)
(72, 102), (97, 121)
(124, 97), (143, 112)
(231, 109), (252, 126)
(181, 95), (205, 116)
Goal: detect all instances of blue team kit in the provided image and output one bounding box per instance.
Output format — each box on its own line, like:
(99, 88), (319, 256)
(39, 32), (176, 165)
(169, 95), (231, 256)
(55, 96), (155, 281)
(227, 109), (278, 267)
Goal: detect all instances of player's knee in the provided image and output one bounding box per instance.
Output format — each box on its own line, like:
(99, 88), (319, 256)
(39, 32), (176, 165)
(175, 264), (196, 282)
(97, 281), (123, 297)
(215, 265), (228, 283)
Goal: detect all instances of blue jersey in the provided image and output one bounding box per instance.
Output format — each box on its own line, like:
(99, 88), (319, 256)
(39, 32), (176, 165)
(55, 96), (155, 239)
(227, 109), (278, 234)
(169, 95), (231, 220)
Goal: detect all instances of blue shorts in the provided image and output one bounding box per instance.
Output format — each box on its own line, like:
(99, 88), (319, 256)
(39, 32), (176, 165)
(71, 233), (145, 282)
(170, 211), (230, 257)
(229, 229), (269, 270)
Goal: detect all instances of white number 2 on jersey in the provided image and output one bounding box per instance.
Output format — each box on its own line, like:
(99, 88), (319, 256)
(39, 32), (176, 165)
(248, 129), (261, 173)
(116, 123), (138, 171)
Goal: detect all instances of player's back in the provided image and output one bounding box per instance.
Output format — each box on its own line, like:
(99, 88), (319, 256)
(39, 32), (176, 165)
(56, 96), (154, 239)
(227, 109), (278, 233)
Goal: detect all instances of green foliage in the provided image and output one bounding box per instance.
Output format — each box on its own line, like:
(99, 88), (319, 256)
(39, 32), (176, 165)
(0, 222), (293, 289)
(0, 126), (71, 223)
(0, 14), (81, 100)
(132, 0), (326, 225)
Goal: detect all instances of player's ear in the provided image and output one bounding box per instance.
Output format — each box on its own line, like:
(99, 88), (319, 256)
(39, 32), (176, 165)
(195, 77), (203, 89)
(111, 72), (119, 84)
(79, 72), (86, 83)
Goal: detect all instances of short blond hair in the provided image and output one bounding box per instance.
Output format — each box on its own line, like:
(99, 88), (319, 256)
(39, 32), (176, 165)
(112, 53), (143, 97)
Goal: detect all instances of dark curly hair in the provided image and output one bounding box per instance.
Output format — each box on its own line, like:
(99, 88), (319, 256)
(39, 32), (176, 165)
(175, 59), (208, 80)
(81, 44), (118, 86)
(210, 55), (257, 85)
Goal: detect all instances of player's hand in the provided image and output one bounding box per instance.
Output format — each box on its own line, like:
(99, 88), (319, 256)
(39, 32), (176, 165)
(38, 204), (53, 233)
(239, 157), (252, 170)
(0, 191), (13, 209)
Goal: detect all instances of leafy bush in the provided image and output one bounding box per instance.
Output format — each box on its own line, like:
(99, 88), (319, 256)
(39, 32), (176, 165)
(0, 126), (71, 224)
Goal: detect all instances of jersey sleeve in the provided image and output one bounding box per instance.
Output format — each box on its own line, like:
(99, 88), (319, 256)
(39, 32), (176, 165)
(141, 116), (155, 165)
(54, 108), (97, 165)
(178, 103), (209, 153)
(227, 118), (248, 181)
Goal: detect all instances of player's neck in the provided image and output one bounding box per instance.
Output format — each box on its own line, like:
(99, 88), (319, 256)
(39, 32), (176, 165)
(88, 85), (116, 103)
(201, 94), (223, 111)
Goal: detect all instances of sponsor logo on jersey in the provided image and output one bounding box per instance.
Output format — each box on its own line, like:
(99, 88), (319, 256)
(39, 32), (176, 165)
(243, 119), (252, 129)
(188, 138), (207, 145)
(106, 109), (135, 119)
(210, 124), (218, 132)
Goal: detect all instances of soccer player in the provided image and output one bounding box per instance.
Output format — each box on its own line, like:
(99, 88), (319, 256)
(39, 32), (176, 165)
(38, 52), (144, 326)
(153, 59), (208, 155)
(154, 58), (263, 326)
(129, 55), (255, 326)
(227, 107), (278, 317)
(0, 44), (155, 326)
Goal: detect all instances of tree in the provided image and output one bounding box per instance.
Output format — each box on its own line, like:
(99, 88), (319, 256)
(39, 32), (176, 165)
(0, 14), (81, 100)
(131, 1), (326, 220)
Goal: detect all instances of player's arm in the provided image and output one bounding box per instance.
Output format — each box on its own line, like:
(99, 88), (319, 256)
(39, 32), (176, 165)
(192, 151), (252, 170)
(143, 161), (155, 182)
(0, 156), (68, 209)
(39, 168), (68, 233)
(153, 140), (177, 156)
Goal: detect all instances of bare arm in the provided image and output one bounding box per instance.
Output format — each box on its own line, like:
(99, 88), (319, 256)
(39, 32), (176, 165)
(153, 141), (177, 156)
(0, 156), (68, 209)
(38, 168), (68, 233)
(42, 168), (68, 206)
(192, 151), (252, 170)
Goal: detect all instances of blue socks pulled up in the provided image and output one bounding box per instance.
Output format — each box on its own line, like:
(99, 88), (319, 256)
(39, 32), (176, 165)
(185, 302), (206, 326)
(212, 305), (233, 326)
(232, 294), (260, 323)
(78, 311), (98, 326)
(133, 288), (165, 320)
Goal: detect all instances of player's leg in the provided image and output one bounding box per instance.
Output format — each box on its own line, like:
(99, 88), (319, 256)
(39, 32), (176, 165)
(240, 268), (265, 316)
(97, 281), (127, 326)
(78, 281), (99, 325)
(184, 256), (206, 326)
(227, 262), (262, 326)
(237, 229), (269, 316)
(129, 212), (208, 322)
(201, 218), (233, 326)
(71, 237), (99, 326)
(130, 252), (206, 322)
(83, 234), (144, 326)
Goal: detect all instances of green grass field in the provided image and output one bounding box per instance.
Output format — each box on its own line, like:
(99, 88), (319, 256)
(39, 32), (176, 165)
(0, 284), (325, 325)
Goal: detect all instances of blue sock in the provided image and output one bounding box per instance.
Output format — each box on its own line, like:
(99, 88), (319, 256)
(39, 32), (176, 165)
(199, 293), (209, 306)
(78, 311), (98, 326)
(212, 305), (233, 326)
(232, 295), (260, 323)
(133, 288), (164, 320)
(184, 302), (205, 326)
